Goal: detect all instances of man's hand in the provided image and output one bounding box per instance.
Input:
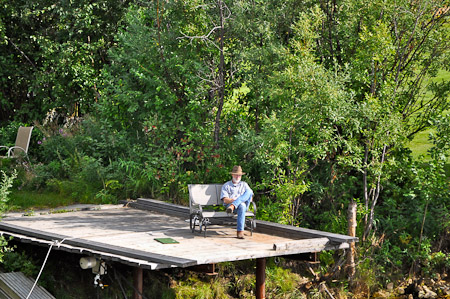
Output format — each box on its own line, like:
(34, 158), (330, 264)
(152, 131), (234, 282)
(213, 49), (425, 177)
(222, 197), (235, 204)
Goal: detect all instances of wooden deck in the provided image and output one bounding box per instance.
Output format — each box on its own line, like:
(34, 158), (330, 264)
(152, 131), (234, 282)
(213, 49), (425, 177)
(0, 199), (357, 270)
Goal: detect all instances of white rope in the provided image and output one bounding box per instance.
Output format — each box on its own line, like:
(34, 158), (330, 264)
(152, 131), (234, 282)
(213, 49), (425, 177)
(26, 238), (67, 299)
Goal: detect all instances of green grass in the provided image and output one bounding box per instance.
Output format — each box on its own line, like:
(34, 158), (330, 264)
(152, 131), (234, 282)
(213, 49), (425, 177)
(434, 69), (450, 81)
(8, 190), (79, 211)
(407, 69), (450, 161)
(408, 128), (434, 160)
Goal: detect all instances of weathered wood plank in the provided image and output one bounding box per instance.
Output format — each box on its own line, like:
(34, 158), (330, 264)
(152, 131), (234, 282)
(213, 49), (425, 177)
(0, 222), (196, 267)
(1, 203), (356, 270)
(273, 237), (329, 251)
(137, 198), (189, 214)
(200, 211), (254, 218)
(132, 199), (357, 243)
(0, 231), (166, 270)
(255, 220), (358, 243)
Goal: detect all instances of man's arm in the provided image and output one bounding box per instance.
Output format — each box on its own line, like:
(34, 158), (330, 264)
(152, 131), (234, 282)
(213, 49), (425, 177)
(221, 182), (235, 204)
(222, 197), (234, 204)
(245, 183), (253, 201)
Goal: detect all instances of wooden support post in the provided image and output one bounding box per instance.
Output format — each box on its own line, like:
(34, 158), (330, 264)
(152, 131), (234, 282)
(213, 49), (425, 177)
(256, 258), (266, 299)
(133, 267), (143, 299)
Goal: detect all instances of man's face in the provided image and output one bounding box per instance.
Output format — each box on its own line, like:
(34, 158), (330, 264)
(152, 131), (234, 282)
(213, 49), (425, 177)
(232, 174), (242, 184)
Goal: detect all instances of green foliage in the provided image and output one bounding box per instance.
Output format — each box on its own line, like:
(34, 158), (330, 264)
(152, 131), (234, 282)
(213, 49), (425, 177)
(427, 251), (450, 276)
(0, 0), (131, 122)
(358, 126), (450, 281)
(256, 196), (292, 224)
(0, 169), (16, 215)
(9, 190), (74, 210)
(100, 3), (209, 134)
(1, 250), (38, 277)
(354, 257), (381, 295)
(0, 235), (12, 265)
(1, 0), (450, 293)
(0, 122), (21, 147)
(429, 113), (450, 161)
(172, 276), (230, 299)
(0, 170), (15, 271)
(95, 179), (123, 204)
(266, 263), (303, 296)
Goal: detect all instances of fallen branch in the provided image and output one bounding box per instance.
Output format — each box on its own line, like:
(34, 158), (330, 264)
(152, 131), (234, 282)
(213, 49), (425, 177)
(320, 281), (335, 299)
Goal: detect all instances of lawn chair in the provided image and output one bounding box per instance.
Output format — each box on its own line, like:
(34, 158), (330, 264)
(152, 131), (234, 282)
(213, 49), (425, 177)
(0, 126), (34, 158)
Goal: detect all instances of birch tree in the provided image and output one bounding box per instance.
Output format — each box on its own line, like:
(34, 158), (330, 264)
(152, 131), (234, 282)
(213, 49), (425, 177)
(315, 0), (450, 240)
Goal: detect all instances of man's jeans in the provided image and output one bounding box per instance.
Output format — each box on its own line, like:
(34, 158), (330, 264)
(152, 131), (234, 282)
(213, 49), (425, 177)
(224, 189), (253, 231)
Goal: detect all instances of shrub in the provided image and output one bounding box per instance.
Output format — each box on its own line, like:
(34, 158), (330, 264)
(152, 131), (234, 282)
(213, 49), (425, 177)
(266, 264), (303, 296)
(0, 170), (17, 267)
(172, 276), (230, 299)
(1, 250), (38, 277)
(0, 170), (17, 215)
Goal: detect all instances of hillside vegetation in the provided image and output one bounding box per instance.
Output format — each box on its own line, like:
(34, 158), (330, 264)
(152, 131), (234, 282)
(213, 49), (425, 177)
(0, 0), (449, 297)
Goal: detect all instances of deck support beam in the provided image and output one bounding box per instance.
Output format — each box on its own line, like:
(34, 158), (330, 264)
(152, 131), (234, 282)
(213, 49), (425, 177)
(133, 267), (143, 299)
(256, 257), (266, 299)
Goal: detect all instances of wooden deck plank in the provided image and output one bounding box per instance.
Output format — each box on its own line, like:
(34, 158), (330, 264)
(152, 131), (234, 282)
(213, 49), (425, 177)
(0, 222), (196, 267)
(0, 231), (167, 270)
(255, 220), (358, 243)
(134, 198), (358, 244)
(0, 204), (356, 269)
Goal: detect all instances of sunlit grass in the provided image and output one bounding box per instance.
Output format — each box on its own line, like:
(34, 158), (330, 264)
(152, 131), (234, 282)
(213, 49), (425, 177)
(408, 129), (434, 160)
(8, 190), (89, 211)
(407, 69), (450, 161)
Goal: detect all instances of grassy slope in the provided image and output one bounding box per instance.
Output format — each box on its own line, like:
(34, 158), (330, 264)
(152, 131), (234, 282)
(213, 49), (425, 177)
(8, 191), (76, 211)
(407, 69), (450, 160)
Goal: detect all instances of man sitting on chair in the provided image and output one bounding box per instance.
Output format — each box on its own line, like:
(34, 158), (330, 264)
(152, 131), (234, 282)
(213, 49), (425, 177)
(221, 165), (253, 239)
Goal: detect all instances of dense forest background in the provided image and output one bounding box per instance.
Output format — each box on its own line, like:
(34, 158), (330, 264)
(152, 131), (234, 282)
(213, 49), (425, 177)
(0, 0), (449, 297)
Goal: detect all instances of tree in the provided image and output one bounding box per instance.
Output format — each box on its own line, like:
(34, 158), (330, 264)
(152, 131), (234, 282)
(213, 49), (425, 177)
(313, 0), (450, 240)
(0, 0), (130, 123)
(100, 2), (211, 138)
(177, 0), (232, 145)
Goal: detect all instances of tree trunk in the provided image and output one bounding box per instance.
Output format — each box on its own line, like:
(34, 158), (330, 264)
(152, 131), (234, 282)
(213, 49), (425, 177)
(363, 144), (369, 233)
(347, 199), (357, 279)
(363, 144), (387, 240)
(214, 0), (225, 146)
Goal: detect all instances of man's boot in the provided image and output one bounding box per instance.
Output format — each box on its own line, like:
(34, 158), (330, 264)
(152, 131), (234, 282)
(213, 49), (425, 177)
(226, 204), (235, 215)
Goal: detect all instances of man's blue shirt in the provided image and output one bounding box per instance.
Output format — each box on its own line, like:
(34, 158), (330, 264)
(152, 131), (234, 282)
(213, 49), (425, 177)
(220, 180), (252, 200)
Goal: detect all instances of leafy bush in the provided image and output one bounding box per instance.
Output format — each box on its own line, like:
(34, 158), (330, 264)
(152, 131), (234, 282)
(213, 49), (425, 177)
(266, 263), (303, 296)
(0, 123), (20, 148)
(0, 171), (17, 267)
(0, 170), (17, 215)
(172, 276), (230, 299)
(1, 250), (38, 277)
(428, 252), (450, 276)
